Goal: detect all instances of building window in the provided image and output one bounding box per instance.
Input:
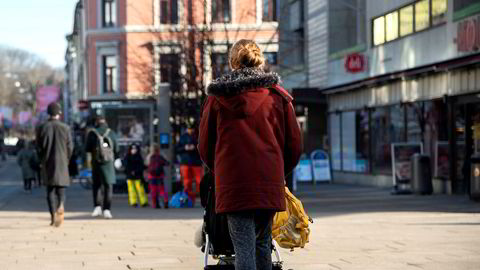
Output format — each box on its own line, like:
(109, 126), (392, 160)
(263, 0), (277, 22)
(103, 55), (117, 93)
(399, 5), (414, 37)
(264, 52), (278, 65)
(385, 11), (399, 42)
(160, 0), (178, 24)
(355, 110), (370, 173)
(407, 102), (423, 142)
(432, 0), (447, 25)
(372, 0), (447, 46)
(211, 53), (229, 79)
(159, 53), (180, 89)
(373, 16), (385, 46)
(415, 0), (430, 32)
(102, 0), (116, 27)
(330, 113), (342, 170)
(212, 0), (231, 23)
(341, 111), (356, 171)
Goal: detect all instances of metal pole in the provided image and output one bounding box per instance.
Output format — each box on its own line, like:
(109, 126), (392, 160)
(157, 83), (173, 196)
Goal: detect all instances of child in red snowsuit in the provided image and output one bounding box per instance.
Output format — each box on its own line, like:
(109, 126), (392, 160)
(146, 143), (170, 208)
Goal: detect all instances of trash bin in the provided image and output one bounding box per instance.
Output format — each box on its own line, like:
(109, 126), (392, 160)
(411, 154), (433, 195)
(470, 154), (480, 202)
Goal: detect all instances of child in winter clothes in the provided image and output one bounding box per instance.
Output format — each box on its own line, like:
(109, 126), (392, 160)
(17, 140), (39, 193)
(123, 144), (148, 207)
(145, 143), (170, 208)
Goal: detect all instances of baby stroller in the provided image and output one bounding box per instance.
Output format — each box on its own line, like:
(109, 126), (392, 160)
(200, 172), (283, 270)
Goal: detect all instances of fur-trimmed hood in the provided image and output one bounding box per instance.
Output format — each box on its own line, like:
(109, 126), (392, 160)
(206, 68), (281, 96)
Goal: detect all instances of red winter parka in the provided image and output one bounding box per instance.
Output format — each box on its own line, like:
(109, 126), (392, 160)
(198, 68), (303, 214)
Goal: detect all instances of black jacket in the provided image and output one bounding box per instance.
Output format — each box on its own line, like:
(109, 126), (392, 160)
(36, 119), (73, 187)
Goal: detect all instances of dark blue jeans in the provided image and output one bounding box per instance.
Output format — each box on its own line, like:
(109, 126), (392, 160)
(227, 210), (274, 270)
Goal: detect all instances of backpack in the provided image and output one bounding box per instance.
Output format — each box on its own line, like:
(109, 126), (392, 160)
(148, 154), (168, 177)
(168, 191), (193, 208)
(90, 128), (114, 164)
(271, 187), (313, 251)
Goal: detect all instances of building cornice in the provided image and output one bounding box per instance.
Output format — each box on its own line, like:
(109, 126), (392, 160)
(85, 22), (279, 35)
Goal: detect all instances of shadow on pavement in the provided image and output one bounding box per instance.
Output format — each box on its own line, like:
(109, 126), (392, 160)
(296, 183), (480, 219)
(1, 181), (479, 221)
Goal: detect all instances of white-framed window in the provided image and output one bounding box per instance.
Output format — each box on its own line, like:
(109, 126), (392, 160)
(102, 55), (117, 93)
(102, 0), (116, 27)
(160, 0), (178, 24)
(96, 43), (119, 95)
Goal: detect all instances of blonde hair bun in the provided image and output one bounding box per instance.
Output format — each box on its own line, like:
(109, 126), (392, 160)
(229, 39), (265, 70)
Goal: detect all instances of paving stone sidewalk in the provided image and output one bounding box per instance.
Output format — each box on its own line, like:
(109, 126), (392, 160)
(0, 163), (479, 269)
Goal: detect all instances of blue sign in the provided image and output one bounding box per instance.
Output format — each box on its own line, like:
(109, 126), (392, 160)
(310, 149), (331, 182)
(160, 133), (170, 145)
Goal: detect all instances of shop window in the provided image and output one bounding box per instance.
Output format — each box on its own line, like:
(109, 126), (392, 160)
(340, 110), (369, 173)
(102, 0), (116, 27)
(373, 16), (385, 46)
(102, 55), (117, 93)
(385, 11), (399, 42)
(371, 105), (405, 174)
(399, 5), (414, 37)
(160, 0), (178, 24)
(211, 53), (229, 79)
(407, 102), (423, 142)
(355, 110), (370, 172)
(342, 112), (356, 171)
(330, 113), (342, 170)
(455, 105), (467, 184)
(415, 0), (430, 32)
(212, 0), (231, 23)
(424, 100), (448, 176)
(432, 0), (447, 25)
(263, 0), (277, 22)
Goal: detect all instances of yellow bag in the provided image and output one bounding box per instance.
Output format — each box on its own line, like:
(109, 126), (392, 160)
(272, 187), (313, 251)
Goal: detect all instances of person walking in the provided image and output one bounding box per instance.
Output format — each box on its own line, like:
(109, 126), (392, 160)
(123, 143), (148, 207)
(198, 39), (303, 270)
(0, 127), (6, 161)
(145, 143), (170, 208)
(36, 102), (73, 227)
(17, 140), (39, 193)
(175, 124), (203, 206)
(85, 111), (118, 219)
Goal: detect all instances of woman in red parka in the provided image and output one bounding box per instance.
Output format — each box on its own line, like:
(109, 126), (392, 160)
(198, 39), (302, 270)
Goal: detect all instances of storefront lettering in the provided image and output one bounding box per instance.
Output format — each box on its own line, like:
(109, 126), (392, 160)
(456, 15), (480, 52)
(344, 53), (367, 73)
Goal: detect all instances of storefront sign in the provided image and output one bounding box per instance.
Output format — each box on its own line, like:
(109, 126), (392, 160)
(344, 53), (367, 73)
(310, 150), (331, 182)
(294, 154), (313, 182)
(391, 142), (423, 188)
(456, 15), (480, 53)
(435, 141), (449, 179)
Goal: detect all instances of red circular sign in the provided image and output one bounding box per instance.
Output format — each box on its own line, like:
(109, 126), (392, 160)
(344, 53), (367, 73)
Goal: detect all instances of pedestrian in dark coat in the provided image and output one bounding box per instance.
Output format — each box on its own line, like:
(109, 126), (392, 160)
(175, 125), (203, 206)
(198, 39), (303, 270)
(36, 102), (73, 227)
(17, 140), (39, 192)
(85, 110), (118, 219)
(123, 144), (148, 207)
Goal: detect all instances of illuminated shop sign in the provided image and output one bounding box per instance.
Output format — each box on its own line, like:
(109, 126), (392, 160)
(456, 15), (480, 53)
